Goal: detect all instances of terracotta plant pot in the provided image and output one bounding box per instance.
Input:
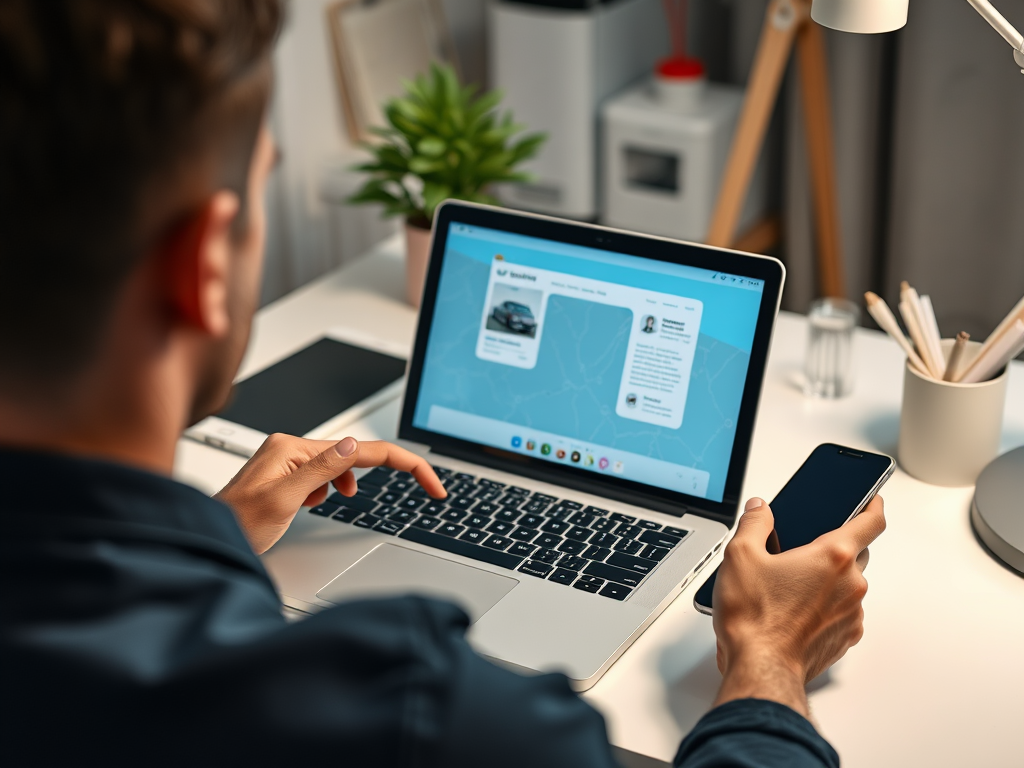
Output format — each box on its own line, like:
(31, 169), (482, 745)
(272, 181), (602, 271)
(404, 220), (432, 308)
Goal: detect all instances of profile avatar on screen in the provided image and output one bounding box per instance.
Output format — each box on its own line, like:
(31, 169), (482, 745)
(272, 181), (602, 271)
(642, 315), (657, 334)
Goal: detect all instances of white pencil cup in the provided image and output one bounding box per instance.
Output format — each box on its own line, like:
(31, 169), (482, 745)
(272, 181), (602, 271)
(899, 339), (1009, 487)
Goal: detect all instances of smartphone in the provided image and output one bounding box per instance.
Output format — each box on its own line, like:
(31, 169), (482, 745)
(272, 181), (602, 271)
(184, 331), (408, 458)
(693, 443), (895, 615)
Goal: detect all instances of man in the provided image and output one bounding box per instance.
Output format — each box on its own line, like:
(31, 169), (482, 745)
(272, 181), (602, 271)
(0, 2), (885, 766)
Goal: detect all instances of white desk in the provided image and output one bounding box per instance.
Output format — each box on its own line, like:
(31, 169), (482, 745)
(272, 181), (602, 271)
(176, 236), (1024, 768)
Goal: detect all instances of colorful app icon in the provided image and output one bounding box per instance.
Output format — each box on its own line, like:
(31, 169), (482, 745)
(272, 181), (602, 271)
(526, 440), (536, 451)
(613, 460), (624, 474)
(598, 457), (610, 470)
(541, 443), (552, 456)
(570, 451), (581, 463)
(556, 449), (566, 460)
(584, 454), (595, 467)
(511, 436), (522, 449)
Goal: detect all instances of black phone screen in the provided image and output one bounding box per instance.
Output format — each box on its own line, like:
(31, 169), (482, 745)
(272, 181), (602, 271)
(216, 338), (407, 436)
(694, 443), (893, 611)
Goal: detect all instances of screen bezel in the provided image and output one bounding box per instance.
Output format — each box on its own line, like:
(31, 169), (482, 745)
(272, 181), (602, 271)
(398, 201), (785, 527)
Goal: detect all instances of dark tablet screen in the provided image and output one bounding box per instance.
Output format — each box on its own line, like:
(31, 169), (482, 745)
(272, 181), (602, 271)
(217, 338), (406, 436)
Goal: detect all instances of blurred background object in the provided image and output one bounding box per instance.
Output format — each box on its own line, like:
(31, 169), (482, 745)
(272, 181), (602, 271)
(264, 0), (1024, 347)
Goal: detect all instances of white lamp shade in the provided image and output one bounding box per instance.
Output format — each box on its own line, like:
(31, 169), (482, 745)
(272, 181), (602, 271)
(811, 0), (909, 33)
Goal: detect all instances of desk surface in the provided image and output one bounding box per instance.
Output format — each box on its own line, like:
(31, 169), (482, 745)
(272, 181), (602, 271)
(176, 236), (1024, 768)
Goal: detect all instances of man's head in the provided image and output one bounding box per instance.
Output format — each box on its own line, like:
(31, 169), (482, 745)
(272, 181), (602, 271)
(0, 0), (283, 424)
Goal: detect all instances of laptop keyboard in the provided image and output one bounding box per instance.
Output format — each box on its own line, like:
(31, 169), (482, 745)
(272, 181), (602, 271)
(309, 466), (690, 602)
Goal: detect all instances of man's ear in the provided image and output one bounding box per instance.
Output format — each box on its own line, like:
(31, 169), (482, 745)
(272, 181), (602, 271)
(160, 192), (240, 337)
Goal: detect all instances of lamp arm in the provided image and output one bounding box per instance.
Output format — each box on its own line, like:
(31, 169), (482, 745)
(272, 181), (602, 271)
(965, 0), (1023, 50)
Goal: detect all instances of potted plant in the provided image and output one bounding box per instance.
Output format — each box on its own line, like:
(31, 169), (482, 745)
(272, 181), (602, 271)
(349, 63), (545, 307)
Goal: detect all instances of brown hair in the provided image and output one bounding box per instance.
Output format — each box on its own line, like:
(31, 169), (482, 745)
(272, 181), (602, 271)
(0, 0), (283, 393)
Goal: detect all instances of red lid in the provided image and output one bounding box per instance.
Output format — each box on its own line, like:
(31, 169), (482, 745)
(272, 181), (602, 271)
(656, 57), (705, 80)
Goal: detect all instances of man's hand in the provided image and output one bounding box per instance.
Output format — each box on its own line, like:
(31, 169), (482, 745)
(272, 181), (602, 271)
(711, 496), (886, 718)
(215, 434), (446, 554)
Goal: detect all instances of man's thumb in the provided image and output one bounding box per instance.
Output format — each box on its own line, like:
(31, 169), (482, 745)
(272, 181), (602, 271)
(735, 497), (776, 546)
(289, 437), (360, 494)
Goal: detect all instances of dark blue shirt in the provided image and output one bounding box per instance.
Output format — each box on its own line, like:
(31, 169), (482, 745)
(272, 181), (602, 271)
(0, 450), (839, 767)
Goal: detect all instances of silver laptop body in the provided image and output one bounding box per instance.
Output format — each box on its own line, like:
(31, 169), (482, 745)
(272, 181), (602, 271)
(263, 202), (785, 690)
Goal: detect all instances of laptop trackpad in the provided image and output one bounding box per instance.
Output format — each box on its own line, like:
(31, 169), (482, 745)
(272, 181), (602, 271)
(316, 544), (518, 623)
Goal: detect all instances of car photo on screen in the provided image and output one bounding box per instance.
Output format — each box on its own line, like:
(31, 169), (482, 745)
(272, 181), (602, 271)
(486, 283), (543, 339)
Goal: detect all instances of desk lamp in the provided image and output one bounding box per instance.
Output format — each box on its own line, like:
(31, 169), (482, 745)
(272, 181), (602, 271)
(812, 0), (1024, 575)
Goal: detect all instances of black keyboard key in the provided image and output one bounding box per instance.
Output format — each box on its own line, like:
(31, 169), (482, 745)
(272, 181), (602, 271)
(459, 529), (488, 545)
(508, 541), (538, 558)
(615, 524), (644, 539)
(518, 514), (545, 529)
(412, 515), (441, 531)
(584, 561), (644, 588)
(373, 520), (405, 536)
(437, 523), (465, 538)
(510, 526), (539, 542)
(610, 512), (637, 524)
(588, 531), (618, 548)
(474, 502), (501, 516)
(328, 493), (377, 513)
(599, 583), (632, 601)
(353, 515), (375, 529)
(582, 545), (611, 562)
(476, 489), (502, 502)
(548, 568), (577, 585)
(483, 535), (513, 551)
(640, 545), (669, 562)
(583, 506), (609, 517)
(378, 491), (404, 506)
(454, 472), (476, 482)
(613, 538), (643, 555)
(568, 511), (595, 527)
(520, 499), (550, 515)
(534, 548), (560, 564)
(506, 486), (529, 496)
(310, 502), (340, 516)
(432, 465), (453, 478)
(486, 520), (515, 536)
(478, 478), (505, 489)
(546, 505), (574, 521)
(331, 507), (361, 523)
(637, 520), (663, 531)
(388, 479), (415, 493)
(498, 494), (525, 507)
(590, 518), (616, 532)
(639, 530), (683, 549)
(407, 486), (429, 499)
(540, 519), (569, 535)
(400, 527), (525, 570)
(441, 509), (468, 523)
(534, 533), (563, 550)
(565, 526), (592, 542)
(607, 552), (658, 575)
(450, 496), (477, 511)
(359, 467), (394, 488)
(560, 500), (584, 510)
(557, 554), (587, 571)
(399, 497), (426, 511)
(420, 501), (447, 516)
(387, 509), (417, 524)
(573, 576), (603, 594)
(518, 560), (553, 578)
(532, 493), (558, 504)
(558, 538), (587, 555)
(663, 526), (690, 538)
(463, 514), (490, 529)
(494, 508), (522, 523)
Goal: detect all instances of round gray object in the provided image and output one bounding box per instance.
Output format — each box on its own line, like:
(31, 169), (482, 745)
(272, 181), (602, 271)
(971, 446), (1024, 575)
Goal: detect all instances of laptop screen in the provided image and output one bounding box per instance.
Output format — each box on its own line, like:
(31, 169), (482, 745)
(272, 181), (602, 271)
(409, 220), (767, 504)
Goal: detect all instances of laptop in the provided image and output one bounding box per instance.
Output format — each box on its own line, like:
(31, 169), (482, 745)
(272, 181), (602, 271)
(262, 201), (785, 690)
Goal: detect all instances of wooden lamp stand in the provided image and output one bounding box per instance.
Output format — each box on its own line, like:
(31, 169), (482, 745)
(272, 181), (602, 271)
(707, 0), (846, 298)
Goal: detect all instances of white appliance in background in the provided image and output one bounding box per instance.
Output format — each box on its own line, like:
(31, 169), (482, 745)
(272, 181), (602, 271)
(601, 69), (768, 243)
(488, 0), (670, 221)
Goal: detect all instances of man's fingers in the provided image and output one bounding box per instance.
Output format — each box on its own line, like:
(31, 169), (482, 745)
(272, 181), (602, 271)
(841, 496), (887, 552)
(285, 437), (361, 497)
(856, 547), (870, 573)
(352, 441), (447, 498)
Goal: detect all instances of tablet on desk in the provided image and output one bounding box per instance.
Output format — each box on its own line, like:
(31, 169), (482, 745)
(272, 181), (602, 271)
(185, 329), (408, 458)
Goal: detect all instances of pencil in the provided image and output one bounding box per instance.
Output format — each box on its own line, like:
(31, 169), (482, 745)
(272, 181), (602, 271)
(900, 299), (943, 379)
(960, 319), (1024, 384)
(943, 331), (970, 382)
(900, 283), (943, 378)
(972, 294), (1024, 368)
(865, 292), (930, 377)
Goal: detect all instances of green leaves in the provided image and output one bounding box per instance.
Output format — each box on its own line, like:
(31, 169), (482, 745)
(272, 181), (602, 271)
(349, 62), (547, 222)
